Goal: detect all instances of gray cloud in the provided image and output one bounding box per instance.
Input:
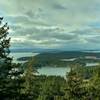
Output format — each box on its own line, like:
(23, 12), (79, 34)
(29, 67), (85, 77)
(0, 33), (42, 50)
(0, 0), (100, 50)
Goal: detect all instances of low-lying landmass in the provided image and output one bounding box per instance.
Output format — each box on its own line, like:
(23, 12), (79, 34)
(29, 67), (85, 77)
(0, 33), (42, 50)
(17, 51), (100, 67)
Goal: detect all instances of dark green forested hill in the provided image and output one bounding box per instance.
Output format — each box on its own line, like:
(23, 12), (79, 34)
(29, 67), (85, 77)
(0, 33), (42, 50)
(22, 51), (100, 67)
(35, 51), (100, 58)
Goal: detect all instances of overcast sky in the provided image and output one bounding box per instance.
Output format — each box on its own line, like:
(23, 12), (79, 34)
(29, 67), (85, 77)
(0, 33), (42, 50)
(1, 0), (100, 50)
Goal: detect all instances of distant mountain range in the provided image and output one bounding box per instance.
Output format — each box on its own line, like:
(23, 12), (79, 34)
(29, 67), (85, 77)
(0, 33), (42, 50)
(10, 48), (62, 53)
(10, 48), (100, 53)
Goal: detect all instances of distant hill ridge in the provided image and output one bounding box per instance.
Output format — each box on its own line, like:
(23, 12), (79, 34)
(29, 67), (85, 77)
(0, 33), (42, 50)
(35, 51), (100, 59)
(20, 51), (100, 67)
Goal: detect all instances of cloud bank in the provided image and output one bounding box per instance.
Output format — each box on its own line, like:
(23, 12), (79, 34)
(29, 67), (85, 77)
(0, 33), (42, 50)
(0, 0), (100, 50)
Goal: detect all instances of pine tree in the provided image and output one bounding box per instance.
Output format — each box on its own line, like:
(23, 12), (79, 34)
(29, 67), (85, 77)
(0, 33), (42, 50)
(0, 17), (14, 99)
(0, 17), (24, 100)
(21, 58), (38, 100)
(88, 66), (100, 99)
(64, 66), (87, 100)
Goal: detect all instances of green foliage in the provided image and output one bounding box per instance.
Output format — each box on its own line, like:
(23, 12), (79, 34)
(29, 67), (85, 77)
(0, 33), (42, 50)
(87, 66), (100, 99)
(64, 68), (87, 100)
(38, 76), (65, 100)
(0, 17), (13, 99)
(0, 18), (24, 100)
(20, 58), (38, 100)
(64, 64), (100, 100)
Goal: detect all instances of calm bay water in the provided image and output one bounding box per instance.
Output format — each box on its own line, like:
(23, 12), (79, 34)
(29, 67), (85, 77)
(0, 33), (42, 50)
(10, 52), (39, 63)
(10, 52), (70, 77)
(86, 62), (99, 67)
(37, 66), (70, 78)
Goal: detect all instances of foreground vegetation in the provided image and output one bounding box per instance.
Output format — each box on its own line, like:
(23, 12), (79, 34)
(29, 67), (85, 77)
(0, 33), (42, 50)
(0, 18), (100, 100)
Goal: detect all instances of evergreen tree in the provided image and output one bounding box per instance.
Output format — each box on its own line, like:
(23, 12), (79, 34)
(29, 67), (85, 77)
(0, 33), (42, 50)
(21, 58), (37, 100)
(64, 67), (87, 100)
(38, 76), (64, 100)
(88, 66), (100, 99)
(0, 17), (24, 100)
(0, 17), (13, 99)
